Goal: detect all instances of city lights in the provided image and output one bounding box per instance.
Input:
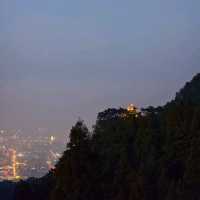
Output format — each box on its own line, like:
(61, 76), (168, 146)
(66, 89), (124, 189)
(0, 130), (64, 181)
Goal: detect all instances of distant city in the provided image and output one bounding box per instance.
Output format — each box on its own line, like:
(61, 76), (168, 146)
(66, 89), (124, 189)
(0, 129), (66, 181)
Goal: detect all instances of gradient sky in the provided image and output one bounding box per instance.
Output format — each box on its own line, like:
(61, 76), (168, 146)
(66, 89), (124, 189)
(0, 0), (199, 133)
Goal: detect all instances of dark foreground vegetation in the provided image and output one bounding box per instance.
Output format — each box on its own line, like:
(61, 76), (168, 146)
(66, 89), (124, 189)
(1, 73), (200, 200)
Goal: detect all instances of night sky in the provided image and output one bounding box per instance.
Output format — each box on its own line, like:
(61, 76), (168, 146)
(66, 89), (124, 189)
(0, 0), (199, 132)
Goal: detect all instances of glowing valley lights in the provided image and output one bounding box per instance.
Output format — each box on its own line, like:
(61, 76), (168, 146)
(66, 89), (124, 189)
(0, 149), (23, 180)
(11, 149), (17, 178)
(0, 132), (63, 181)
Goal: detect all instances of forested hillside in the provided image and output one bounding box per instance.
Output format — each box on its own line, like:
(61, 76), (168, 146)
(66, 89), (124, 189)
(13, 73), (200, 200)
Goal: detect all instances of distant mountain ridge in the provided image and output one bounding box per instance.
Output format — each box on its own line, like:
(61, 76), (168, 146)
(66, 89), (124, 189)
(175, 73), (200, 105)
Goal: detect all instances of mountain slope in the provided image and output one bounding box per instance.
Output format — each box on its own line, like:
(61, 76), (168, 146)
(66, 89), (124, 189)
(12, 73), (200, 200)
(175, 73), (200, 105)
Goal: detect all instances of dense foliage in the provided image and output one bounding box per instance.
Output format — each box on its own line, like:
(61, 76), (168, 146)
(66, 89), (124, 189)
(14, 171), (55, 200)
(12, 73), (200, 200)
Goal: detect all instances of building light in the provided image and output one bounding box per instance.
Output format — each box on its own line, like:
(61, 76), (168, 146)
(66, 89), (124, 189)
(50, 136), (55, 143)
(127, 104), (137, 113)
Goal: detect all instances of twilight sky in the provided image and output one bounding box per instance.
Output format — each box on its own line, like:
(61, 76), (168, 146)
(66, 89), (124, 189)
(0, 0), (199, 133)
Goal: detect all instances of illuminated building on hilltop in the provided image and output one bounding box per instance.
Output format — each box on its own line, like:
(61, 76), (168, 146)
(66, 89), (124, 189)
(126, 104), (140, 118)
(127, 104), (138, 113)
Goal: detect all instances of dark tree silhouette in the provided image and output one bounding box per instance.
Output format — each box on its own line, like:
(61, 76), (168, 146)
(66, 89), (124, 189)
(11, 73), (200, 200)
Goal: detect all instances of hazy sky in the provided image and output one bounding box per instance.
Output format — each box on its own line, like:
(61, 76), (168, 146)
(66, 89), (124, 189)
(0, 0), (199, 132)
